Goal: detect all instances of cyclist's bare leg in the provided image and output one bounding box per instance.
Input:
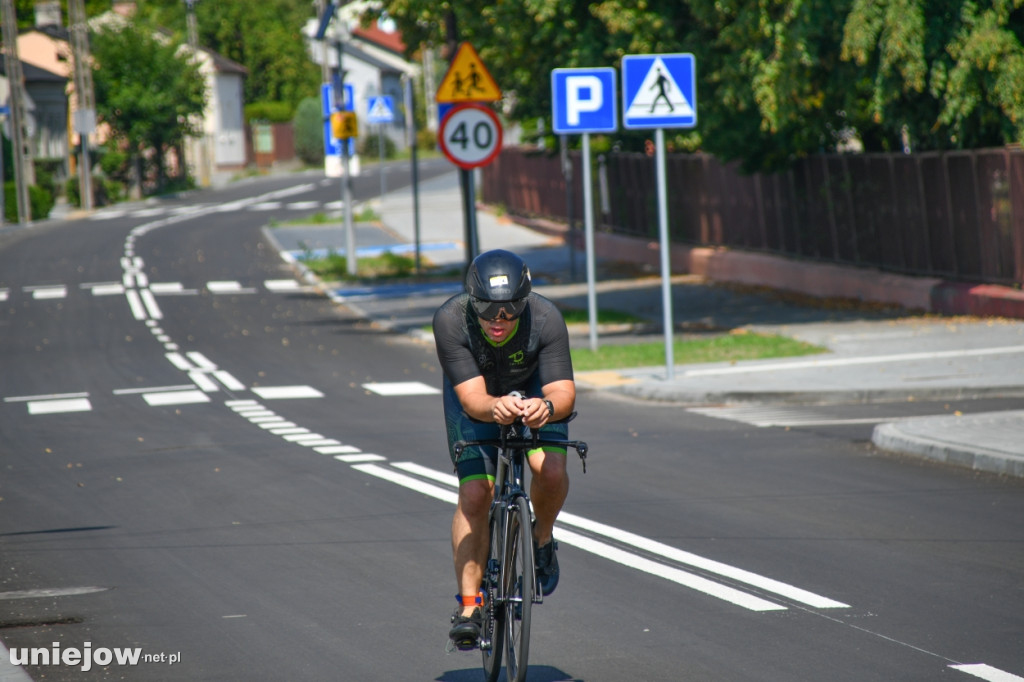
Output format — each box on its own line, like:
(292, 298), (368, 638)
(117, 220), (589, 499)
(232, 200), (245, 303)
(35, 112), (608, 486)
(528, 449), (569, 546)
(452, 478), (494, 616)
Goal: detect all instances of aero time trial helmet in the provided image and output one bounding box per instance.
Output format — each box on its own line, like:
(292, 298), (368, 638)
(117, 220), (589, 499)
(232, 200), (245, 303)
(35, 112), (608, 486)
(465, 249), (532, 320)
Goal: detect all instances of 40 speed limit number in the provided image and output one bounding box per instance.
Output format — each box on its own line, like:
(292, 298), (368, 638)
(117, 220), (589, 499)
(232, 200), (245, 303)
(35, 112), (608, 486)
(439, 103), (503, 169)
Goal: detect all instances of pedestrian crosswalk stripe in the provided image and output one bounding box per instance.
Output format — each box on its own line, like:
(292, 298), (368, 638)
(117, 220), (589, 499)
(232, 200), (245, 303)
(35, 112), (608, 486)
(27, 397), (92, 414)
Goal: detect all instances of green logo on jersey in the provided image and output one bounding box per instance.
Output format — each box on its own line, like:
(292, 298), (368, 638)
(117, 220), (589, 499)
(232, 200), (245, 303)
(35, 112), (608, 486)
(509, 350), (525, 365)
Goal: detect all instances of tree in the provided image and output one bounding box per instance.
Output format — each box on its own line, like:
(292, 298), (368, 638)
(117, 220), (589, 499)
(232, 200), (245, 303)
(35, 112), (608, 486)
(91, 17), (206, 193)
(140, 0), (322, 110)
(843, 0), (1024, 151)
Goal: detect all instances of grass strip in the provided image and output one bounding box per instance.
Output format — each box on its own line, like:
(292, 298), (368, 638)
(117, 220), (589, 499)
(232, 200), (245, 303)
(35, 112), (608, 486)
(570, 331), (826, 372)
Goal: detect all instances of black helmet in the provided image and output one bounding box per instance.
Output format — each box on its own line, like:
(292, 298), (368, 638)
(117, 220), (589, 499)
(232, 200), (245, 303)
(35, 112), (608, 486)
(465, 249), (532, 319)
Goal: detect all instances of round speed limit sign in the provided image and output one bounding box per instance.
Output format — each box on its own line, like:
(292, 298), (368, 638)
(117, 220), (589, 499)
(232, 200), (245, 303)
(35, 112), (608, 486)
(439, 103), (503, 169)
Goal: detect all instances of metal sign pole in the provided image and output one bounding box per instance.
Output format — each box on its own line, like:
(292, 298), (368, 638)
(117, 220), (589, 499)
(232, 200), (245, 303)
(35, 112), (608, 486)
(582, 132), (599, 352)
(655, 127), (674, 379)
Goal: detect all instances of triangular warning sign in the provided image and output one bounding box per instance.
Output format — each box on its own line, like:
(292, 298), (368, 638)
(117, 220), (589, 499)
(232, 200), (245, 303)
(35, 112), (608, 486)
(436, 42), (501, 103)
(625, 57), (694, 119)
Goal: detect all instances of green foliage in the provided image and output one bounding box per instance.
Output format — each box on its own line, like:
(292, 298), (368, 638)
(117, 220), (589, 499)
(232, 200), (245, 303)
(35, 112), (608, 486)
(360, 134), (397, 159)
(141, 0), (323, 109)
(383, 1), (1024, 171)
(293, 97), (325, 166)
(245, 101), (295, 124)
(3, 182), (54, 221)
(91, 16), (207, 189)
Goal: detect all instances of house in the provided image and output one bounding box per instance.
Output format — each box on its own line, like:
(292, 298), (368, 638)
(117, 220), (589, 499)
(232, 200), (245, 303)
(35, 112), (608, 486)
(16, 1), (248, 190)
(0, 57), (68, 180)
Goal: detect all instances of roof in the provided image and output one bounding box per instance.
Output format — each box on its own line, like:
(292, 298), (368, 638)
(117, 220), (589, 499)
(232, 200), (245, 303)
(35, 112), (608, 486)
(352, 24), (405, 56)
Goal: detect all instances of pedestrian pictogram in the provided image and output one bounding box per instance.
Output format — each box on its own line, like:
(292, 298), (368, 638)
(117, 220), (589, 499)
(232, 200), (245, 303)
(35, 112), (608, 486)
(622, 53), (697, 129)
(366, 96), (395, 124)
(436, 42), (501, 103)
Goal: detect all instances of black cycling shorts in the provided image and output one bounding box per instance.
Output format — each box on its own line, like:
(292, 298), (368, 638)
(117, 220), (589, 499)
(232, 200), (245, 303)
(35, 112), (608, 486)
(442, 375), (568, 484)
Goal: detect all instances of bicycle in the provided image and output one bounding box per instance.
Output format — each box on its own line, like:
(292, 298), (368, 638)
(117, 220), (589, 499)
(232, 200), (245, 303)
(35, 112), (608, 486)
(453, 413), (588, 682)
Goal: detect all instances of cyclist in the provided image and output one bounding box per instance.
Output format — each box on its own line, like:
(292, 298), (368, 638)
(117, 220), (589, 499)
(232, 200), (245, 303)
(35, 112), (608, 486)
(433, 249), (576, 648)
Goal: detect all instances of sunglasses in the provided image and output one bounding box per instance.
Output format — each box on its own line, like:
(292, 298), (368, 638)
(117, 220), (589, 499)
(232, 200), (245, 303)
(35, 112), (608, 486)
(471, 297), (528, 321)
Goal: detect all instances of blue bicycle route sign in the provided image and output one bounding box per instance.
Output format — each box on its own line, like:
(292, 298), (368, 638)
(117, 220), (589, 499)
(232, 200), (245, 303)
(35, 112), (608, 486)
(551, 67), (617, 134)
(621, 53), (697, 129)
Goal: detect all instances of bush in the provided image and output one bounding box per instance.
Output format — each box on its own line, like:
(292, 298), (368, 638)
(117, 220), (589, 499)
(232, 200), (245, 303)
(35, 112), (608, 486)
(4, 182), (54, 221)
(245, 101), (294, 124)
(417, 128), (436, 151)
(360, 133), (397, 159)
(293, 97), (325, 166)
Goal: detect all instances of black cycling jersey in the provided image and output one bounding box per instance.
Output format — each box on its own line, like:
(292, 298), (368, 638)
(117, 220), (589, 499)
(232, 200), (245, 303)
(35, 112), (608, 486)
(433, 292), (574, 397)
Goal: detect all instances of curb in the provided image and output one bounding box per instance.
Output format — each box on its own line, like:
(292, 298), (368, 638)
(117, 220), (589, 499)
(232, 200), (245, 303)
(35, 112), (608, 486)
(872, 420), (1024, 478)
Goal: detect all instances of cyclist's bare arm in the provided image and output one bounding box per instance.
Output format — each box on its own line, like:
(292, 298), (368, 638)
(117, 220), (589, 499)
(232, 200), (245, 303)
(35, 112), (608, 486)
(452, 377), (575, 428)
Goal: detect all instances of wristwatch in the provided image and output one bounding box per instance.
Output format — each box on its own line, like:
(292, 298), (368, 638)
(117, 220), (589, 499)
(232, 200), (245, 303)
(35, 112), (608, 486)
(543, 399), (555, 418)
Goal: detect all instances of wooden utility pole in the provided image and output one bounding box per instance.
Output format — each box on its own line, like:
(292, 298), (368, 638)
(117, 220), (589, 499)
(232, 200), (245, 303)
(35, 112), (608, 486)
(1, 0), (34, 223)
(68, 0), (95, 210)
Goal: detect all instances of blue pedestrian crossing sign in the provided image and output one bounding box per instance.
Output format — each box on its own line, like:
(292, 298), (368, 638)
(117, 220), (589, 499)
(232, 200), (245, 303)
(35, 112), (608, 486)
(621, 53), (697, 129)
(551, 67), (617, 134)
(367, 96), (396, 124)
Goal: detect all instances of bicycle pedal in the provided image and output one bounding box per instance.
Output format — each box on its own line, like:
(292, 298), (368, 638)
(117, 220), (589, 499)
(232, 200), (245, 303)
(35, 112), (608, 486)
(453, 637), (479, 652)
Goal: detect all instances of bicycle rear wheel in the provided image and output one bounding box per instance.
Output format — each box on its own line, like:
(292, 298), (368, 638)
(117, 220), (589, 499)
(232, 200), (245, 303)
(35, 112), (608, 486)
(481, 511), (504, 682)
(503, 496), (535, 682)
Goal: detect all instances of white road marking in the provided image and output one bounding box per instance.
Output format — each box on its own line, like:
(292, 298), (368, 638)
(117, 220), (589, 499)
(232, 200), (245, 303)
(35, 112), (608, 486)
(355, 462), (785, 612)
(165, 352), (195, 371)
(249, 201), (282, 210)
(688, 406), (908, 428)
(258, 421), (295, 430)
(187, 352), (218, 371)
(5, 392), (90, 403)
(0, 288), (7, 301)
(207, 281), (257, 294)
(683, 346), (1024, 377)
(337, 454), (386, 463)
(269, 427), (309, 436)
(142, 390), (210, 406)
(286, 200), (320, 210)
(190, 372), (220, 392)
(27, 398), (92, 415)
(125, 290), (147, 320)
(29, 286), (67, 300)
(213, 371), (246, 391)
(950, 664), (1024, 682)
(88, 283), (126, 296)
(112, 385), (194, 395)
(251, 386), (324, 400)
(264, 279), (303, 292)
(284, 433), (326, 443)
(391, 461), (849, 610)
(140, 289), (163, 319)
(150, 282), (191, 294)
(362, 381), (440, 396)
(315, 445), (361, 455)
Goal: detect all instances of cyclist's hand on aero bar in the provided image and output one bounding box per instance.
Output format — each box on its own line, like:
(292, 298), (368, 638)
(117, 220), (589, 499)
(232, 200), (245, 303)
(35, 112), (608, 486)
(491, 393), (524, 425)
(491, 391), (549, 428)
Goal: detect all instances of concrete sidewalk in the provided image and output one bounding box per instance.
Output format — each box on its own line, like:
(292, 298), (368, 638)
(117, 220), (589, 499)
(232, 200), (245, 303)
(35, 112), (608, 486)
(265, 170), (1024, 479)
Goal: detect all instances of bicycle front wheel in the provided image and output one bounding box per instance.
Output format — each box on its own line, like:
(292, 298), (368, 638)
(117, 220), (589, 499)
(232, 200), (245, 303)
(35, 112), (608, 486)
(503, 496), (535, 682)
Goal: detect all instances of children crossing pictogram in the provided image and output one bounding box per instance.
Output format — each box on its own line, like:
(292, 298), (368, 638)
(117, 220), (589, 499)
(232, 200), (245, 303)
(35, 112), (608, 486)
(435, 42), (501, 103)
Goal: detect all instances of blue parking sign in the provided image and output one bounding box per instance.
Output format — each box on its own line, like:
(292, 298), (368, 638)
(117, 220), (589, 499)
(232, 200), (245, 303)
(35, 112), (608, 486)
(551, 67), (617, 134)
(621, 54), (697, 129)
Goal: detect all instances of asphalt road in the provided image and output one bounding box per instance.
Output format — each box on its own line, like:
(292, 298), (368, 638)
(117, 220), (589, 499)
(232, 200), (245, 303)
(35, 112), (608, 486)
(1, 163), (1022, 681)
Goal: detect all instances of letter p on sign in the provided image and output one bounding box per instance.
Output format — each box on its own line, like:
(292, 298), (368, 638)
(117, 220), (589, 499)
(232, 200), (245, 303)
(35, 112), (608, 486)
(566, 76), (603, 125)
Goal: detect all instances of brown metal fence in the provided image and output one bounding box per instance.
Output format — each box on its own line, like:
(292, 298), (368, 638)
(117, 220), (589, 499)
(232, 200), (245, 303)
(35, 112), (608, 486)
(481, 146), (1024, 286)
